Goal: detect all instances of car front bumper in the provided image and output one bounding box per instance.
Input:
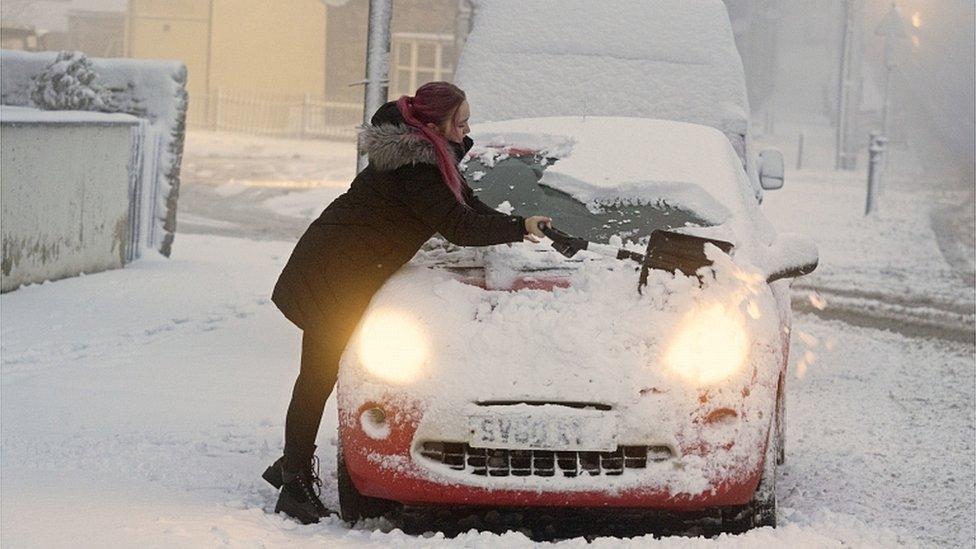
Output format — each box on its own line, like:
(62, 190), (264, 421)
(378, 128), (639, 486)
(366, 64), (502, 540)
(339, 398), (768, 510)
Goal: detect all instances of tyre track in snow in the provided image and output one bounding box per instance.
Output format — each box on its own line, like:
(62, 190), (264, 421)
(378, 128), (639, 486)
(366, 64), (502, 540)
(791, 284), (975, 344)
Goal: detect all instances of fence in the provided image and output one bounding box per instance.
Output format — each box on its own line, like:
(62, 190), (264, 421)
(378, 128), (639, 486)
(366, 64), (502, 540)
(186, 89), (362, 140)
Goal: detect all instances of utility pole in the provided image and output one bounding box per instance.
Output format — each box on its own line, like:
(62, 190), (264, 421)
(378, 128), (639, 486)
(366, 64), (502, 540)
(835, 0), (863, 170)
(876, 3), (909, 140)
(357, 0), (393, 172)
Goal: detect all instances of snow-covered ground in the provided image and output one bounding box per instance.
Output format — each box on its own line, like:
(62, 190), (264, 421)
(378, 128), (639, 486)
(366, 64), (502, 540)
(175, 131), (357, 241)
(754, 123), (975, 342)
(2, 232), (972, 547)
(3, 128), (973, 547)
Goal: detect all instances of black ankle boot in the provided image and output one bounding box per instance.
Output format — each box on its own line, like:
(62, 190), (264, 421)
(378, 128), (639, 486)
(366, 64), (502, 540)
(273, 455), (334, 524)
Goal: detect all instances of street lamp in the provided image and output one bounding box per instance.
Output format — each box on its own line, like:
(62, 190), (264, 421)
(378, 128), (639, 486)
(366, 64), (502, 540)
(876, 3), (910, 139)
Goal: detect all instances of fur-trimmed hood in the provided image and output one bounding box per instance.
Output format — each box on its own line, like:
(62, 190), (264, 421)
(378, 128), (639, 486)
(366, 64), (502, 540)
(359, 100), (471, 172)
(360, 122), (440, 171)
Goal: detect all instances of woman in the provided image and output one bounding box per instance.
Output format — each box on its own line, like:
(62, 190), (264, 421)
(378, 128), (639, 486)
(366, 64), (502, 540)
(263, 82), (551, 524)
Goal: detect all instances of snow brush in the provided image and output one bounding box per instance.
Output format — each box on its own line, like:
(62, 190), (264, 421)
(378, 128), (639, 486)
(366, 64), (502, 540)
(539, 224), (734, 292)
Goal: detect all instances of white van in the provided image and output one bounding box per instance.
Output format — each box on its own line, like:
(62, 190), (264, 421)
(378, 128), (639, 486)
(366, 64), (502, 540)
(454, 0), (785, 198)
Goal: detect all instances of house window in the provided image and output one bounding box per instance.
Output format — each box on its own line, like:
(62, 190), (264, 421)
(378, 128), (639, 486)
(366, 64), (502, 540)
(390, 33), (455, 97)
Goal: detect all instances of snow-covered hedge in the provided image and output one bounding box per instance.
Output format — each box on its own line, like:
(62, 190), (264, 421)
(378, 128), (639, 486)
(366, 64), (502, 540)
(0, 49), (188, 257)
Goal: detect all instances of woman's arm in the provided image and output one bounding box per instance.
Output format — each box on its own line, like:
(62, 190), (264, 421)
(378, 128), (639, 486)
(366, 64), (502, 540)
(463, 186), (508, 217)
(400, 165), (526, 246)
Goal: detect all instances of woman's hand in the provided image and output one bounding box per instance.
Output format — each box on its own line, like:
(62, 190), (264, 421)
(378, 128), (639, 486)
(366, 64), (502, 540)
(524, 215), (552, 243)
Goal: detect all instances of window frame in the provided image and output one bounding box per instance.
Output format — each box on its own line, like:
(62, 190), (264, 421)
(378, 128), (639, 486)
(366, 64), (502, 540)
(390, 32), (455, 97)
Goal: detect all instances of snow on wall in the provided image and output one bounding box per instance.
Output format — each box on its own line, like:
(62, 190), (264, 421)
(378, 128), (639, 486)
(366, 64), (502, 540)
(455, 0), (749, 136)
(0, 109), (138, 292)
(0, 49), (188, 257)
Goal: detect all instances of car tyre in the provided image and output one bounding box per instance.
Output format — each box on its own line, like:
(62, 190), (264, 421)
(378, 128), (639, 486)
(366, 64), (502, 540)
(751, 431), (778, 528)
(337, 442), (399, 524)
(775, 371), (787, 466)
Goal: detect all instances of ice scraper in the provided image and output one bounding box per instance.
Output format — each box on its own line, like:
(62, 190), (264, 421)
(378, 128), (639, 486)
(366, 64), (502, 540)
(539, 224), (734, 292)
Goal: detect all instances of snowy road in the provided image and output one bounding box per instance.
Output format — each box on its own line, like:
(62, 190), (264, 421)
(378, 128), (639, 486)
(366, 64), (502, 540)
(176, 132), (355, 241)
(2, 234), (972, 547)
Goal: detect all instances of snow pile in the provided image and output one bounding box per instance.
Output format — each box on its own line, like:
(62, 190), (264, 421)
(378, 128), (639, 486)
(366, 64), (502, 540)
(455, 0), (748, 136)
(468, 117), (772, 245)
(1, 49), (188, 257)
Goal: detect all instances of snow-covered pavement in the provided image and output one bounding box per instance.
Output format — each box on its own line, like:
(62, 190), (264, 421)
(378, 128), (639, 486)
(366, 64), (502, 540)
(754, 126), (975, 342)
(2, 233), (972, 547)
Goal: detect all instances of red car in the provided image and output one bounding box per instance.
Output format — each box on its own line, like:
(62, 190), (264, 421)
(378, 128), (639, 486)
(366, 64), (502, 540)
(336, 118), (817, 538)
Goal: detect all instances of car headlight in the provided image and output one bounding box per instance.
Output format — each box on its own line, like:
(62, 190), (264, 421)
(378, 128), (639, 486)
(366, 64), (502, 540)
(357, 308), (428, 384)
(664, 303), (748, 385)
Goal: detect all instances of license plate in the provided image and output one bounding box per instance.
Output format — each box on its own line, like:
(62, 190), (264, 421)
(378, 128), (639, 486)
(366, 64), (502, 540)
(468, 411), (617, 451)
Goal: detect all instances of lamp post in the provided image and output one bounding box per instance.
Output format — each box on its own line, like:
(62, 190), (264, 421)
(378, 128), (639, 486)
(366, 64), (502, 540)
(875, 3), (909, 140)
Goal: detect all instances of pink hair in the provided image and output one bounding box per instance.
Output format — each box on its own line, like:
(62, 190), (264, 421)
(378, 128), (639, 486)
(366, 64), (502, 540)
(396, 82), (467, 204)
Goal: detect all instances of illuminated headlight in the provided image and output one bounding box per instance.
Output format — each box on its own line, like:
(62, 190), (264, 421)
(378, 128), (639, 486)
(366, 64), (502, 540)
(357, 308), (428, 384)
(664, 304), (748, 385)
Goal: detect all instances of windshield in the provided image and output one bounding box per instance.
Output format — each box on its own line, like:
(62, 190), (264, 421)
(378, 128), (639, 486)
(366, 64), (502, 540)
(464, 154), (711, 243)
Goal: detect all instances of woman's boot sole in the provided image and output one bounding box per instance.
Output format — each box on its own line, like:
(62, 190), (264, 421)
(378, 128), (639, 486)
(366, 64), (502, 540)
(274, 493), (321, 525)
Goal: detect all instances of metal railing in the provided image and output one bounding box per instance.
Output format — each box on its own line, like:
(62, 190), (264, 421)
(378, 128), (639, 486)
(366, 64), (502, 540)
(186, 89), (362, 140)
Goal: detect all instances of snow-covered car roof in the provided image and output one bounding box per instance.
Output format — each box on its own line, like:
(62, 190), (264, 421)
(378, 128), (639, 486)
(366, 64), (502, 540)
(456, 0), (749, 135)
(469, 116), (765, 242)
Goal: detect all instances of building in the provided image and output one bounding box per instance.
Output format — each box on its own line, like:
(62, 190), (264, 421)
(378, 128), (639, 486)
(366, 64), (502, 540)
(67, 10), (125, 57)
(323, 0), (459, 104)
(124, 0), (458, 139)
(126, 0), (329, 134)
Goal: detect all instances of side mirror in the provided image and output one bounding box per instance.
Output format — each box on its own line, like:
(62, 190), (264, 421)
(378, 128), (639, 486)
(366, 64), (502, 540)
(758, 149), (785, 190)
(763, 233), (818, 283)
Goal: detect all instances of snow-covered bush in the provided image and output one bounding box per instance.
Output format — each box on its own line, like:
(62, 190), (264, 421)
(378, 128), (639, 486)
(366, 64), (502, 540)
(4, 49), (188, 257)
(30, 51), (111, 111)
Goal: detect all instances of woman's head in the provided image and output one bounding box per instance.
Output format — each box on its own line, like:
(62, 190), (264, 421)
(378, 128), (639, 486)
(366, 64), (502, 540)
(397, 82), (470, 203)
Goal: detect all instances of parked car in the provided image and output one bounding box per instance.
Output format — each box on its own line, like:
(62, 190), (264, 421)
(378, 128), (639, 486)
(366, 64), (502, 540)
(336, 116), (817, 538)
(453, 0), (786, 199)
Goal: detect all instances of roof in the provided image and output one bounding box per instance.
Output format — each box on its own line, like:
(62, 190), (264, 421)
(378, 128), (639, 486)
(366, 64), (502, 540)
(455, 0), (749, 135)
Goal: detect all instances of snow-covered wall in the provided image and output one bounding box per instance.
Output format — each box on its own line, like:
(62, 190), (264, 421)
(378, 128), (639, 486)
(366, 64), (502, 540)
(0, 49), (188, 257)
(0, 107), (138, 292)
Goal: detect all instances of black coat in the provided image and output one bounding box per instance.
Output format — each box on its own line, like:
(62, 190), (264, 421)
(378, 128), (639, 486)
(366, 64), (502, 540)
(271, 102), (527, 330)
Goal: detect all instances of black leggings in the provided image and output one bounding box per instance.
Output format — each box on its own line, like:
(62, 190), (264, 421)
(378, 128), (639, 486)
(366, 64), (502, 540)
(283, 319), (359, 469)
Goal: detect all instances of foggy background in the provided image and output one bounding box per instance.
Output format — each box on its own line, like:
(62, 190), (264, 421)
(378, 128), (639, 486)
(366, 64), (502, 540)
(2, 0), (972, 172)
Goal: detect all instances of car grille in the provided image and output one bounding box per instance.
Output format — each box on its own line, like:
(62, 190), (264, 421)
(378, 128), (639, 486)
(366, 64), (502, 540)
(419, 442), (673, 477)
